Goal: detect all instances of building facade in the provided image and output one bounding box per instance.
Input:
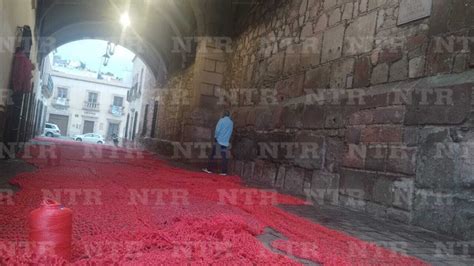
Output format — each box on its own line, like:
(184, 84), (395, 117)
(45, 70), (130, 139)
(125, 56), (157, 142)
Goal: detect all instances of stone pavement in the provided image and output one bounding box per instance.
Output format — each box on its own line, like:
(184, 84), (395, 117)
(279, 204), (474, 265)
(1, 156), (472, 265)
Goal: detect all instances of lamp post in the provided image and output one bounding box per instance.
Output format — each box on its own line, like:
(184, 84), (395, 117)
(97, 42), (116, 79)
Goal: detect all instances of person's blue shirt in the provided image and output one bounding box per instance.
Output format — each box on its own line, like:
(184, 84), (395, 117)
(215, 116), (233, 147)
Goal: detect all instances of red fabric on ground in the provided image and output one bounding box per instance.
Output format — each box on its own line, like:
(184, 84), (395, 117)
(0, 138), (427, 265)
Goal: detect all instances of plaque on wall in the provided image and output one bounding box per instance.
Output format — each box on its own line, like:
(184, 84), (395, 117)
(398, 0), (433, 26)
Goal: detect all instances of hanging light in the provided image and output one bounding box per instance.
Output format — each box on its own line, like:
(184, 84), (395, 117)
(107, 42), (116, 56)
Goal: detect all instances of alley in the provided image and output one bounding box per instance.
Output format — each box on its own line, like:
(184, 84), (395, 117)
(0, 141), (422, 265)
(0, 138), (470, 264)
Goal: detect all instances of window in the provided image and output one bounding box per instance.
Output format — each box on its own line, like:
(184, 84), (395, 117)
(57, 87), (68, 99)
(150, 101), (159, 138)
(139, 69), (144, 91)
(113, 96), (123, 107)
(88, 92), (98, 103)
(142, 104), (149, 136)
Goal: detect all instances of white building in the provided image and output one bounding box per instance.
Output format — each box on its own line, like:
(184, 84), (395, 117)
(125, 56), (156, 141)
(45, 70), (130, 139)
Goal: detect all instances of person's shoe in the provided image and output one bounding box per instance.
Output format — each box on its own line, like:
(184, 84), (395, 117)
(202, 168), (212, 174)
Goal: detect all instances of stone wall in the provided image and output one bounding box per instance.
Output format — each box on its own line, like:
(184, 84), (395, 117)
(144, 0), (473, 239)
(223, 0), (473, 240)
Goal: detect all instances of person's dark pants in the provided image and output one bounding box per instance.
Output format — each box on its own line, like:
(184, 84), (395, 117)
(208, 140), (228, 174)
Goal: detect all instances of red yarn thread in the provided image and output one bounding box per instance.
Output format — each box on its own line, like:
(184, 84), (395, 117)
(0, 138), (427, 265)
(29, 199), (72, 261)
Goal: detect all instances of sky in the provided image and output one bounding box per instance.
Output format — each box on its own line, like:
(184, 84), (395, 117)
(51, 39), (135, 80)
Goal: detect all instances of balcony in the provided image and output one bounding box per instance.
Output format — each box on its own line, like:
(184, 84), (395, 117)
(51, 97), (69, 110)
(41, 74), (54, 98)
(110, 105), (125, 117)
(83, 101), (100, 111)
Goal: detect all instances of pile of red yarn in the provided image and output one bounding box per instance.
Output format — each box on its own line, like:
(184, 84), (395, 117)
(0, 138), (427, 265)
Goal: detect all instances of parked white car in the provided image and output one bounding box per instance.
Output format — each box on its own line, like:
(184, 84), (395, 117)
(73, 133), (105, 144)
(44, 123), (61, 137)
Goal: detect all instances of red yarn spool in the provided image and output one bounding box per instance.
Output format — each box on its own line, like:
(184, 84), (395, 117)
(29, 199), (73, 260)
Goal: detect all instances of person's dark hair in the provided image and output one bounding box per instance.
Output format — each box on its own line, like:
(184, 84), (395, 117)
(223, 110), (230, 117)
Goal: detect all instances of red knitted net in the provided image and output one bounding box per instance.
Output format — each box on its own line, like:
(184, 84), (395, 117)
(0, 138), (427, 265)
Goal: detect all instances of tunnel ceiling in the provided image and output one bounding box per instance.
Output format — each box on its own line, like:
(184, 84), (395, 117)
(36, 0), (200, 79)
(36, 0), (257, 80)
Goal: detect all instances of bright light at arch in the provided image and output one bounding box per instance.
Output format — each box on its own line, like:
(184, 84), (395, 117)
(120, 13), (131, 28)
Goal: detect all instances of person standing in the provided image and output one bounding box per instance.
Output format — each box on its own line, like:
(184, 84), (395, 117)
(203, 111), (233, 175)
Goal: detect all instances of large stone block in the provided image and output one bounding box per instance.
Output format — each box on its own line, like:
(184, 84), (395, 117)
(345, 127), (361, 144)
(372, 175), (394, 206)
(340, 168), (376, 201)
(412, 189), (456, 235)
(232, 137), (258, 160)
(460, 143), (474, 188)
(284, 44), (302, 75)
(387, 207), (412, 224)
(339, 194), (367, 211)
(391, 178), (414, 211)
(283, 167), (306, 196)
(252, 160), (265, 182)
(311, 171), (340, 204)
(325, 137), (344, 172)
(452, 196), (474, 240)
(361, 125), (402, 143)
(377, 48), (403, 64)
(389, 57), (408, 82)
(183, 126), (212, 142)
(260, 162), (278, 187)
(386, 145), (417, 175)
(371, 63), (389, 85)
(293, 132), (324, 169)
(243, 161), (255, 180)
(275, 74), (305, 99)
(324, 106), (345, 129)
(301, 35), (323, 68)
(304, 65), (331, 89)
(365, 144), (387, 171)
(255, 132), (295, 162)
(255, 108), (273, 131)
(342, 143), (366, 169)
(415, 129), (459, 190)
(233, 160), (245, 176)
(321, 24), (345, 63)
(266, 52), (285, 79)
(344, 12), (377, 56)
(349, 107), (404, 125)
(330, 58), (354, 89)
(404, 84), (472, 125)
(275, 165), (286, 188)
(281, 103), (305, 128)
(353, 56), (371, 88)
(200, 71), (224, 86)
(409, 56), (425, 79)
(425, 42), (453, 75)
(303, 104), (325, 129)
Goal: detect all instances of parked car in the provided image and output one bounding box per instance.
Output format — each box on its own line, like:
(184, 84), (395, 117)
(73, 133), (105, 144)
(44, 123), (61, 137)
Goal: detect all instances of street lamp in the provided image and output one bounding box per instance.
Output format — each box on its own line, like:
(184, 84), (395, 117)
(120, 13), (131, 28)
